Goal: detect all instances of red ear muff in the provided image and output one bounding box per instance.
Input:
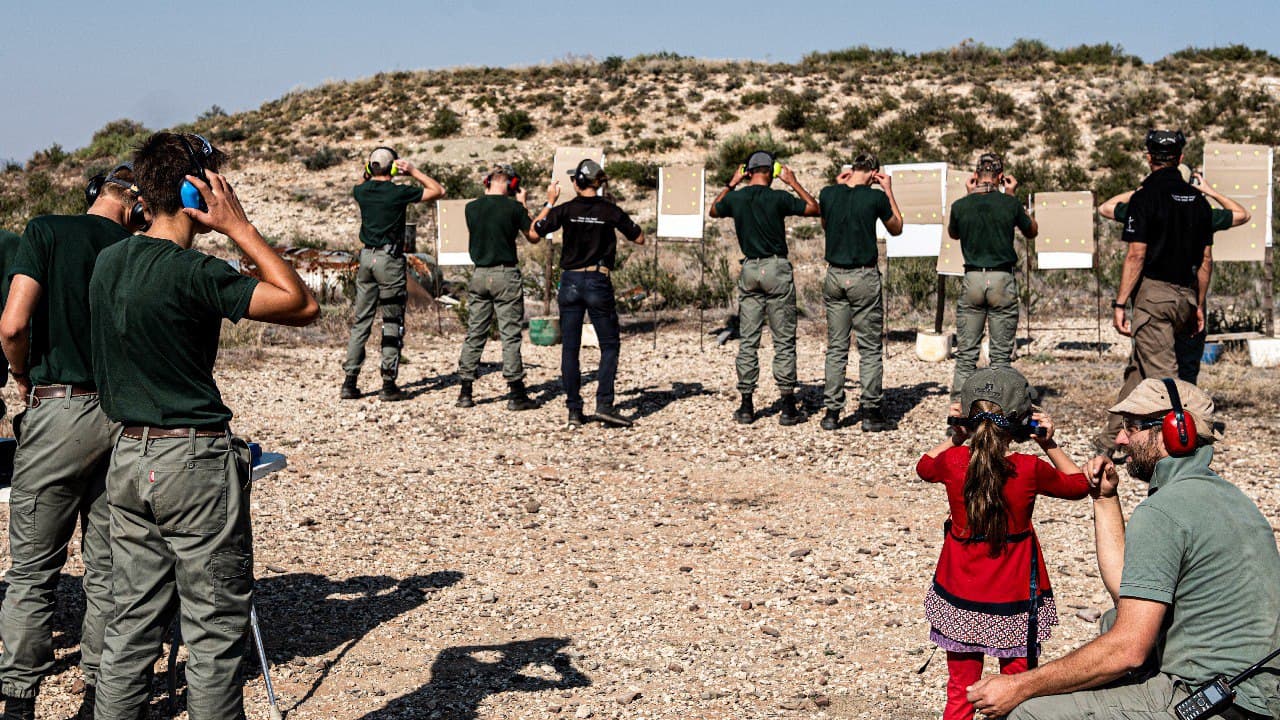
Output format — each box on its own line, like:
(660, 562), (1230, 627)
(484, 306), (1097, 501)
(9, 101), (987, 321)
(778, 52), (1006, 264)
(1160, 379), (1196, 455)
(508, 174), (520, 195)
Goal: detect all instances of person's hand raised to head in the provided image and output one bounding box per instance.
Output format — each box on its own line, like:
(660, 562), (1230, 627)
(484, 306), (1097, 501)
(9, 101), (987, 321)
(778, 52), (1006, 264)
(181, 171), (252, 236)
(546, 181), (561, 206)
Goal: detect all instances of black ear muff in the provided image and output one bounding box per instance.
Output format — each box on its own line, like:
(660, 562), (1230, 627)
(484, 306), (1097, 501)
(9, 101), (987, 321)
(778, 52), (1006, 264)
(86, 174), (106, 208)
(1160, 378), (1196, 455)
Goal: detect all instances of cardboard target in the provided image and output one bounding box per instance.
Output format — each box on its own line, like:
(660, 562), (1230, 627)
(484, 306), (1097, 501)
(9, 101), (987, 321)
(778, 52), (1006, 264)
(657, 165), (705, 239)
(1033, 191), (1094, 270)
(936, 169), (970, 276)
(882, 162), (946, 257)
(436, 199), (473, 266)
(1203, 142), (1273, 262)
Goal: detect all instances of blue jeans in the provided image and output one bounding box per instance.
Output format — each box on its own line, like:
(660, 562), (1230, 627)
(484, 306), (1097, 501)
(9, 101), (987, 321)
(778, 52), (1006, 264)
(558, 271), (621, 412)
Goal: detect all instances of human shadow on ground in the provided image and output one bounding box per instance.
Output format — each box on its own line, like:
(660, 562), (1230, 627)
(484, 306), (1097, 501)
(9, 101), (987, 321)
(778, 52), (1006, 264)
(613, 381), (714, 421)
(354, 637), (590, 720)
(397, 363), (549, 400)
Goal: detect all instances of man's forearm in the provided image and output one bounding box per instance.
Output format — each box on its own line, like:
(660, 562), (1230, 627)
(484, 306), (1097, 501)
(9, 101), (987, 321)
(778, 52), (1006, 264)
(1093, 495), (1126, 603)
(0, 333), (29, 377)
(1116, 250), (1145, 303)
(1016, 633), (1138, 699)
(1196, 257), (1212, 309)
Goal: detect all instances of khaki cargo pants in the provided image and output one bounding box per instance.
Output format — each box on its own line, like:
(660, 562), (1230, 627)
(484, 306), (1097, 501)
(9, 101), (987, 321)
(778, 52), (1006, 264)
(457, 266), (526, 383)
(736, 257), (797, 395)
(823, 267), (884, 412)
(953, 269), (1019, 400)
(343, 246), (407, 382)
(1100, 278), (1197, 451)
(94, 431), (253, 720)
(0, 392), (117, 698)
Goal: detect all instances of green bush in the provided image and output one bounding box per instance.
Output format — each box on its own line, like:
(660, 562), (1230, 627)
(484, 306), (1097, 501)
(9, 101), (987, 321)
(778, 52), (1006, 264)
(77, 119), (150, 161)
(497, 110), (535, 139)
(774, 96), (813, 132)
(708, 132), (794, 185)
(587, 117), (609, 136)
(606, 160), (658, 189)
(302, 146), (343, 171)
(428, 107), (462, 138)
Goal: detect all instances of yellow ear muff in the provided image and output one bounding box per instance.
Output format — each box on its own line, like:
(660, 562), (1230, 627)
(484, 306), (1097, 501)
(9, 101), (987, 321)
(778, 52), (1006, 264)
(773, 161), (782, 178)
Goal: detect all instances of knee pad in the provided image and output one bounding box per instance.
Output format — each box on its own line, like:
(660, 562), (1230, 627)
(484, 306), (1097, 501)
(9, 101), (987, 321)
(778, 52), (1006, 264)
(381, 323), (404, 349)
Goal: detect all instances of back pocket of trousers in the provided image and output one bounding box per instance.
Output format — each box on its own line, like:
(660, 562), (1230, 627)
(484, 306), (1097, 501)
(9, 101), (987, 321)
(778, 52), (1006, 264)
(149, 460), (228, 535)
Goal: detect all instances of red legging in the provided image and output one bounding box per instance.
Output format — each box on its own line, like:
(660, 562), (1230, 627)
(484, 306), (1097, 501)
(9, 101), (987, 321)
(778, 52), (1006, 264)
(945, 652), (1028, 720)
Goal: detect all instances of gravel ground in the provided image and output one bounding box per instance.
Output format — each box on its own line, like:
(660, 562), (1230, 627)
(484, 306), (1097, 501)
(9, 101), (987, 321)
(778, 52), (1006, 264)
(1, 315), (1277, 720)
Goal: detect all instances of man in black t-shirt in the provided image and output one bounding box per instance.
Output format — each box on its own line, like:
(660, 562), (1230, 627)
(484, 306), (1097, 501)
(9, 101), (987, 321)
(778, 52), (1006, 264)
(341, 146), (444, 402)
(530, 160), (644, 428)
(1099, 130), (1214, 456)
(456, 164), (538, 410)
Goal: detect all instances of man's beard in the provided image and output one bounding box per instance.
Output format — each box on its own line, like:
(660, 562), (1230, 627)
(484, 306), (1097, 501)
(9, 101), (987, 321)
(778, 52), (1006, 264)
(1127, 432), (1163, 482)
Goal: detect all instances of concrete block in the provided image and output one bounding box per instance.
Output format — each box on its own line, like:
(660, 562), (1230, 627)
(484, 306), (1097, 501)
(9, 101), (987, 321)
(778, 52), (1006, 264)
(1247, 337), (1280, 367)
(916, 331), (953, 362)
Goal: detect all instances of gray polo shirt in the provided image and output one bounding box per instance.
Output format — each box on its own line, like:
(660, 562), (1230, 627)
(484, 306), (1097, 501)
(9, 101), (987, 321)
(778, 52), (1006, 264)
(1120, 445), (1280, 716)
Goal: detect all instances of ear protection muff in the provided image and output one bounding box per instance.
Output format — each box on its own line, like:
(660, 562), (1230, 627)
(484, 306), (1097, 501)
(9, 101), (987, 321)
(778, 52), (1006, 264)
(88, 163), (149, 231)
(571, 159), (605, 189)
(483, 164), (521, 196)
(178, 135), (214, 212)
(741, 150), (782, 180)
(365, 146), (400, 177)
(1161, 378), (1197, 455)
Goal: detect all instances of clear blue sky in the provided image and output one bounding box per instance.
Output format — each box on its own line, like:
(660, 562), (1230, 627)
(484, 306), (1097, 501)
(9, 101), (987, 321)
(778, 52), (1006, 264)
(4, 0), (1279, 164)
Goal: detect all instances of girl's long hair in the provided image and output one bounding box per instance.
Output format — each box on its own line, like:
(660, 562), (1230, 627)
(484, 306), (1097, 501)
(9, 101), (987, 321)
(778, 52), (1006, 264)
(964, 400), (1015, 556)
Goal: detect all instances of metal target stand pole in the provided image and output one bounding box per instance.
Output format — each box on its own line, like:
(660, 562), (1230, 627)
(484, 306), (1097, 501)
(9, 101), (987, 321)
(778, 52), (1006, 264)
(652, 235), (659, 350)
(699, 236), (706, 351)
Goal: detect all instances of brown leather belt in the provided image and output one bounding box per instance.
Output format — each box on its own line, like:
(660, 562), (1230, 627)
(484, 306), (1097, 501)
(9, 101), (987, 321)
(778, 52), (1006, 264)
(121, 426), (227, 440)
(565, 265), (610, 275)
(32, 385), (97, 400)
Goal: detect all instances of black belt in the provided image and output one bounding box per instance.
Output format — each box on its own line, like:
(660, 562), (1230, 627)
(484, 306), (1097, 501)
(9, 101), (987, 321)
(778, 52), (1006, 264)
(564, 265), (610, 275)
(945, 519), (1032, 544)
(829, 262), (877, 270)
(964, 263), (1016, 273)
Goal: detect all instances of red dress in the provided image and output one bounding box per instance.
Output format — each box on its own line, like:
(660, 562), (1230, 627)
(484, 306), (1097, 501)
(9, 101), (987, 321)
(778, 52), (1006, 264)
(916, 447), (1089, 656)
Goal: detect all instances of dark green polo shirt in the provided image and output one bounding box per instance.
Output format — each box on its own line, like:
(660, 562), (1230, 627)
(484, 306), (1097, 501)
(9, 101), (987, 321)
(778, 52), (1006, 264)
(9, 215), (132, 387)
(1114, 202), (1233, 232)
(947, 191), (1033, 268)
(352, 180), (423, 248)
(464, 194), (531, 267)
(818, 184), (892, 267)
(90, 236), (260, 428)
(714, 185), (808, 259)
(1119, 446), (1280, 716)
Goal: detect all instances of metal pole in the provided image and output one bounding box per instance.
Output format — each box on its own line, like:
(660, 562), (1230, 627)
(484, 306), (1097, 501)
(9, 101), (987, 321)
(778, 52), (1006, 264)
(652, 236), (659, 350)
(543, 239), (554, 317)
(699, 237), (706, 351)
(251, 604), (285, 720)
(933, 276), (945, 335)
(1095, 251), (1103, 355)
(1266, 245), (1275, 337)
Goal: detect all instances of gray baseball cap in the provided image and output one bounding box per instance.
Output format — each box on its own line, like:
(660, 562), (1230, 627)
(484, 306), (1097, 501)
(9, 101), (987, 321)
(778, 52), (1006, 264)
(960, 367), (1034, 421)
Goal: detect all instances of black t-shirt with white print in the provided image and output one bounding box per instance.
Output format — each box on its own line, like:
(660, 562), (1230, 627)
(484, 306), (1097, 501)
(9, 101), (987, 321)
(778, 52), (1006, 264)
(533, 195), (641, 270)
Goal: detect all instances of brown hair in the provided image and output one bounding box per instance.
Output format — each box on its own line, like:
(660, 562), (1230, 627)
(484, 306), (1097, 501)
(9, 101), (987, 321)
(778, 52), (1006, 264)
(100, 166), (137, 205)
(964, 399), (1014, 555)
(133, 132), (226, 217)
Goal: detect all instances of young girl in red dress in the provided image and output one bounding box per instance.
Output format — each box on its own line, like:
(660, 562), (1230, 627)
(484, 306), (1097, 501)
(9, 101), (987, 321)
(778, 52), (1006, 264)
(917, 368), (1090, 720)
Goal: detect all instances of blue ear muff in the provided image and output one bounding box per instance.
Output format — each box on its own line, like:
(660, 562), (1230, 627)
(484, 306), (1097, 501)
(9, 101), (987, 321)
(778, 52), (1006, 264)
(181, 180), (206, 211)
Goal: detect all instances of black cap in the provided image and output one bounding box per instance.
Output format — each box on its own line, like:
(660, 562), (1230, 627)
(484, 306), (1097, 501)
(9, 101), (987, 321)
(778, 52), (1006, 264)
(1145, 130), (1186, 157)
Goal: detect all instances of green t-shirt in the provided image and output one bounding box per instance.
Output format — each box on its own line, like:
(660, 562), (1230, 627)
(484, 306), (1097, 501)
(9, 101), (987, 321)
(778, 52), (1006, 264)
(0, 229), (21, 382)
(947, 192), (1033, 269)
(9, 215), (132, 387)
(1114, 201), (1233, 232)
(1119, 447), (1280, 717)
(90, 236), (260, 428)
(818, 184), (892, 267)
(352, 180), (423, 249)
(464, 194), (532, 267)
(714, 185), (808, 259)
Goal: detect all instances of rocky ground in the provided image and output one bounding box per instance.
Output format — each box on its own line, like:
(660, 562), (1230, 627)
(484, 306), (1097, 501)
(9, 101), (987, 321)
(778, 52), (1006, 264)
(1, 312), (1277, 720)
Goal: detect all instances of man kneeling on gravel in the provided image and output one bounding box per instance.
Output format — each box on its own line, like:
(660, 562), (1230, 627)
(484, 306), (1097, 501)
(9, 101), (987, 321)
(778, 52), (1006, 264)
(967, 379), (1280, 720)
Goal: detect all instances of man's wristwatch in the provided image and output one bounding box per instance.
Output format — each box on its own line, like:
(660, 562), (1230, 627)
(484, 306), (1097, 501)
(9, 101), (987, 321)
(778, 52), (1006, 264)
(1112, 301), (1127, 309)
(543, 202), (553, 209)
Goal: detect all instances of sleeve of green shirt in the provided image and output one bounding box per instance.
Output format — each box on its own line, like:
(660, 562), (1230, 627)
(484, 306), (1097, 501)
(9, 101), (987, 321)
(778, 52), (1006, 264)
(947, 206), (960, 238)
(189, 255), (261, 323)
(398, 183), (424, 205)
(784, 192), (807, 217)
(515, 202), (532, 233)
(713, 193), (734, 218)
(876, 191), (893, 221)
(1210, 208), (1233, 232)
(1117, 503), (1184, 604)
(1015, 202), (1034, 234)
(1113, 202), (1129, 224)
(10, 219), (51, 285)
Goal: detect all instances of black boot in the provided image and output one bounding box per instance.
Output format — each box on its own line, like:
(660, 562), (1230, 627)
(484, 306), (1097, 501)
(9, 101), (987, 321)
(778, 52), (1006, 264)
(506, 380), (537, 411)
(3, 695), (35, 720)
(339, 374), (360, 400)
(379, 379), (407, 402)
(456, 380), (475, 408)
(734, 393), (755, 424)
(778, 392), (800, 426)
(567, 409), (586, 427)
(861, 407), (889, 432)
(75, 685), (95, 720)
(820, 409), (840, 431)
